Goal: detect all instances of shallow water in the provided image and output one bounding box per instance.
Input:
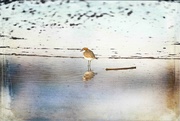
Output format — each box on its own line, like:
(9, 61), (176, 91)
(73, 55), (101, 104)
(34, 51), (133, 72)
(1, 55), (179, 121)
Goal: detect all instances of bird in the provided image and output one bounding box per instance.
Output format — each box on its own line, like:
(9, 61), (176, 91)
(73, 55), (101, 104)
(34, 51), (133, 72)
(81, 47), (96, 70)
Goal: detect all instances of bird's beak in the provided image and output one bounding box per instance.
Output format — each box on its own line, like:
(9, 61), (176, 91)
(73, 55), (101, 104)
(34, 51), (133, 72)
(80, 49), (83, 52)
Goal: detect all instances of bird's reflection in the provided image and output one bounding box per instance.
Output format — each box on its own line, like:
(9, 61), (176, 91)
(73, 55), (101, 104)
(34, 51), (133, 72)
(83, 70), (96, 81)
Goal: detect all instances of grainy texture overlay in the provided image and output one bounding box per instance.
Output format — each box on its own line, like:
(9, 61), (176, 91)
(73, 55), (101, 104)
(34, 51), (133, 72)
(0, 0), (180, 121)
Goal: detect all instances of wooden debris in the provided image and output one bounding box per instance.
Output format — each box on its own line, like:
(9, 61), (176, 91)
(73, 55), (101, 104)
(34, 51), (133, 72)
(106, 66), (136, 71)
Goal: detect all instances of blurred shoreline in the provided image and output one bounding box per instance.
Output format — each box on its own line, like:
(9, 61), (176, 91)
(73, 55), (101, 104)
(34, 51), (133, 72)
(0, 53), (180, 60)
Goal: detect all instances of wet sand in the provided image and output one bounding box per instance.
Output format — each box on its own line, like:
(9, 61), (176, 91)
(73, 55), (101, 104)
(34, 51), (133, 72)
(1, 55), (179, 121)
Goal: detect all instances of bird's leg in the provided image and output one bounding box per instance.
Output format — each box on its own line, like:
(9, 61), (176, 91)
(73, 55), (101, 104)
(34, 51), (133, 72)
(89, 60), (92, 71)
(87, 60), (89, 69)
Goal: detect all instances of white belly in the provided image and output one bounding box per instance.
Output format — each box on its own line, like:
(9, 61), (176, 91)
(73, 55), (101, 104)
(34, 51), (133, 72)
(84, 56), (94, 60)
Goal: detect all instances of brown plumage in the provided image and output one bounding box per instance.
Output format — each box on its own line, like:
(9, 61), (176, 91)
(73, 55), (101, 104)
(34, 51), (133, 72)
(82, 47), (96, 60)
(81, 47), (96, 70)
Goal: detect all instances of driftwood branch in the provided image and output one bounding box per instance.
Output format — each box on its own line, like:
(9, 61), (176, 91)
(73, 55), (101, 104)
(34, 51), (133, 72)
(106, 66), (136, 71)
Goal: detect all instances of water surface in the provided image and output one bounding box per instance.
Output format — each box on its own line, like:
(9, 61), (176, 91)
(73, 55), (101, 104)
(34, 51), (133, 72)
(1, 55), (179, 121)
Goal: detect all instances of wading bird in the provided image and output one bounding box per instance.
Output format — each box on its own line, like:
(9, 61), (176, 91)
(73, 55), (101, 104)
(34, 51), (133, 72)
(81, 47), (96, 70)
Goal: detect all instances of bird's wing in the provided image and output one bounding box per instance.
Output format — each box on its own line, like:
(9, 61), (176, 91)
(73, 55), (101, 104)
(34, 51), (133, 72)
(84, 50), (96, 58)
